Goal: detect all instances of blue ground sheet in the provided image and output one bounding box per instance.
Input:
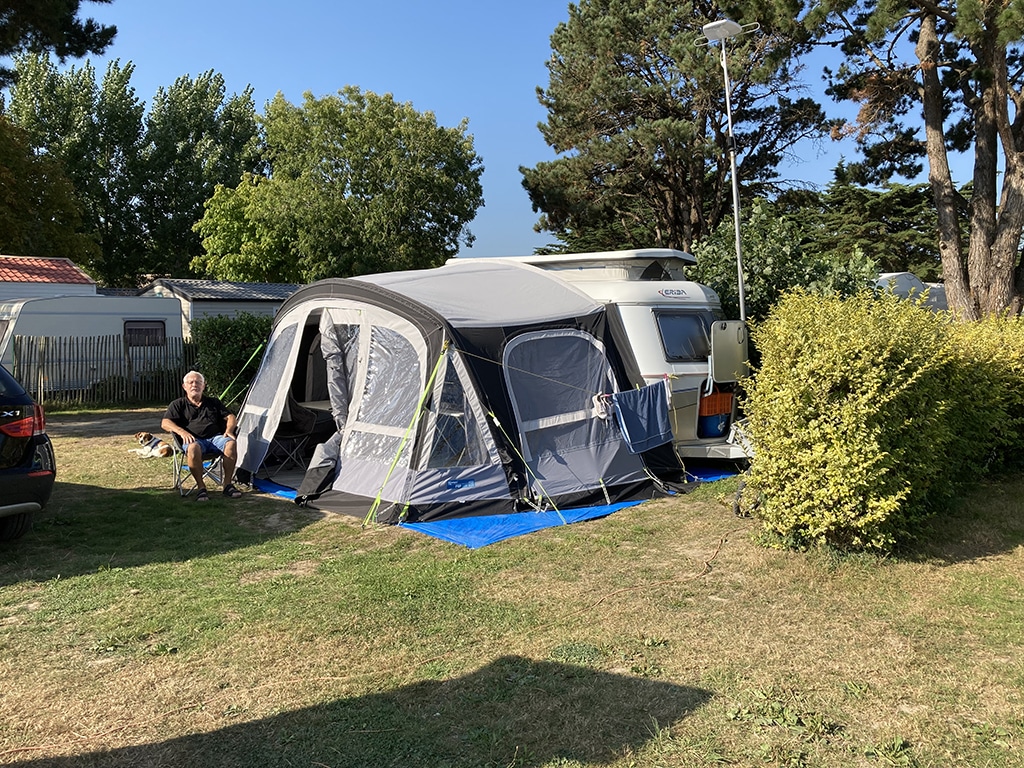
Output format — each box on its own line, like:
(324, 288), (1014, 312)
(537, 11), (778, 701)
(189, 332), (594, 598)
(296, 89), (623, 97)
(252, 461), (739, 549)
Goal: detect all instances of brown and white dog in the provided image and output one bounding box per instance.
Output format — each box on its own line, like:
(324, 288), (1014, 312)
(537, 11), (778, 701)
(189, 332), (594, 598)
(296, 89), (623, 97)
(130, 431), (174, 458)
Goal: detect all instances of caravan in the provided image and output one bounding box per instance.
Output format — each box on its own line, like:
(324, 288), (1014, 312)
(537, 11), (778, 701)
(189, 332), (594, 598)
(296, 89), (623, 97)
(0, 295), (184, 390)
(235, 258), (687, 524)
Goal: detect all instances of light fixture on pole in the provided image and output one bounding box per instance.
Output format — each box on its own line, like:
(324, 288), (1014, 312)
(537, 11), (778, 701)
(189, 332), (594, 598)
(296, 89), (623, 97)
(699, 18), (757, 323)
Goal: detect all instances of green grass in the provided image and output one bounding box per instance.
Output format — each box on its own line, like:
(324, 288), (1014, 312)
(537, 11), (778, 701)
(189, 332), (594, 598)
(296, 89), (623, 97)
(0, 409), (1022, 767)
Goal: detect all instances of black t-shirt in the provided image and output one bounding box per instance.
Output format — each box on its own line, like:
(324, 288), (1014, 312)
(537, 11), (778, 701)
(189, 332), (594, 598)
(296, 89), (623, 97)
(164, 395), (231, 440)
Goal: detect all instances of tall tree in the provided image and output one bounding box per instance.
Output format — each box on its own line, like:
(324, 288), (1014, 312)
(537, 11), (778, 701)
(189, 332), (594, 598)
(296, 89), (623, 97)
(806, 1), (1024, 318)
(138, 71), (260, 278)
(0, 116), (98, 260)
(194, 87), (484, 283)
(0, 0), (116, 87)
(521, 0), (832, 253)
(8, 52), (145, 285)
(781, 168), (945, 280)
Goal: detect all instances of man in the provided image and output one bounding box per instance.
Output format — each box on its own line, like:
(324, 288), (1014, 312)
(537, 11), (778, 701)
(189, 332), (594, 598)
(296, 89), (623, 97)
(162, 370), (242, 501)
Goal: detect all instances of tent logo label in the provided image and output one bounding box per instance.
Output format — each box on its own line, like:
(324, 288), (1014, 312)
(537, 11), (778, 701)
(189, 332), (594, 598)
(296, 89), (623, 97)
(446, 478), (477, 491)
(658, 288), (689, 298)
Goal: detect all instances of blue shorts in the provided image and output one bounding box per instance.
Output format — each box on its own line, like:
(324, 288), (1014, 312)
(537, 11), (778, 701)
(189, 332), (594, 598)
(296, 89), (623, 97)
(194, 435), (235, 455)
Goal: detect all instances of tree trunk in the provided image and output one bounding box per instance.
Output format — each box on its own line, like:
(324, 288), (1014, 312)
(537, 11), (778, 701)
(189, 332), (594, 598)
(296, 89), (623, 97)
(916, 14), (975, 318)
(965, 21), (1009, 318)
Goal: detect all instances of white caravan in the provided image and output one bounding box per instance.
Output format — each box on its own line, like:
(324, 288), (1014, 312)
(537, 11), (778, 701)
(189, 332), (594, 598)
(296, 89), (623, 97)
(0, 295), (184, 384)
(454, 249), (750, 462)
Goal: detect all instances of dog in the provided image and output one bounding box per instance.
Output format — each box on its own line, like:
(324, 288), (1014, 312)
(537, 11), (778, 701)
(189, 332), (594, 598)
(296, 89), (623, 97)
(129, 431), (174, 458)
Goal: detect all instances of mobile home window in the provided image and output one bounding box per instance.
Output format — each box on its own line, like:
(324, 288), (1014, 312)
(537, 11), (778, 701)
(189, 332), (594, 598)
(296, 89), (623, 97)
(653, 310), (717, 362)
(124, 320), (166, 347)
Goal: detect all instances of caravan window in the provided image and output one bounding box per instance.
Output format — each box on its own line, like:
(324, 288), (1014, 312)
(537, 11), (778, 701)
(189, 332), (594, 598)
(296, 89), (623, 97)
(653, 310), (718, 362)
(124, 320), (166, 347)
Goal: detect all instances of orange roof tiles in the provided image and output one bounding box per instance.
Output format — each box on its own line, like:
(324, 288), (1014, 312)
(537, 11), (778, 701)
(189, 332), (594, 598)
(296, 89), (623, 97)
(0, 255), (95, 285)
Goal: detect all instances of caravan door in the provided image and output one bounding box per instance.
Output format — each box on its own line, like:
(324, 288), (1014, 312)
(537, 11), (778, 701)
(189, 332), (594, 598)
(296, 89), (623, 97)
(503, 329), (645, 501)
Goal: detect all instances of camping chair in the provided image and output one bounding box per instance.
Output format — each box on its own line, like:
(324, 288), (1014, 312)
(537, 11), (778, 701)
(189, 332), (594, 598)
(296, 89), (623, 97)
(171, 435), (224, 497)
(266, 396), (318, 478)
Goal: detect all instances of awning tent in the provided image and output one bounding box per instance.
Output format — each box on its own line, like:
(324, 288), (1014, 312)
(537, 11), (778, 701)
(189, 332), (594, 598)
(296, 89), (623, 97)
(235, 259), (681, 524)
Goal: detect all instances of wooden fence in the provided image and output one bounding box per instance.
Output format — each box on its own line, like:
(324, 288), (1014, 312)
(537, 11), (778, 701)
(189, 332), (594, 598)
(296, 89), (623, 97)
(10, 335), (199, 407)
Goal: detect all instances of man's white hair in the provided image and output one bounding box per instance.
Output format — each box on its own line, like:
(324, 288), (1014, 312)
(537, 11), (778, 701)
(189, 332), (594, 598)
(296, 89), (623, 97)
(183, 370), (206, 385)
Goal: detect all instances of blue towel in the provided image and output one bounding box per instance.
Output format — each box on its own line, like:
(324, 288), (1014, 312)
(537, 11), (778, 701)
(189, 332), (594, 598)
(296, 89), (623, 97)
(610, 382), (673, 453)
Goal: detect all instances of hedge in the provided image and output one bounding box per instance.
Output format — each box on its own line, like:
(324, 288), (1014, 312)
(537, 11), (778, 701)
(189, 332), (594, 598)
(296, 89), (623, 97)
(743, 290), (1024, 552)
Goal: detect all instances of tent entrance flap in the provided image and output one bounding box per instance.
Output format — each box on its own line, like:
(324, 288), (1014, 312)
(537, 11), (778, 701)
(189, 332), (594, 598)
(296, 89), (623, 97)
(503, 329), (647, 498)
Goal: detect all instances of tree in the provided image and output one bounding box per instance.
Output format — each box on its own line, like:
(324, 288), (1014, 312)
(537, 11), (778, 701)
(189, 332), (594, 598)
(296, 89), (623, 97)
(0, 115), (98, 260)
(781, 167), (946, 280)
(8, 58), (260, 286)
(194, 87), (484, 283)
(692, 198), (877, 322)
(0, 0), (116, 87)
(7, 52), (146, 285)
(521, 0), (832, 253)
(139, 71), (260, 279)
(806, 2), (1024, 318)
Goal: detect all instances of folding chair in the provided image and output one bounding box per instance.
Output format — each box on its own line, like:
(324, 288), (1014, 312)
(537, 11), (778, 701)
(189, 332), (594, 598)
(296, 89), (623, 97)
(266, 396), (317, 478)
(171, 435), (224, 497)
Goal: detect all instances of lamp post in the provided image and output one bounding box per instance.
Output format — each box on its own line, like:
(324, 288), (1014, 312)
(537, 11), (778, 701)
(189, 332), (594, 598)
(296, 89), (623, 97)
(701, 18), (751, 323)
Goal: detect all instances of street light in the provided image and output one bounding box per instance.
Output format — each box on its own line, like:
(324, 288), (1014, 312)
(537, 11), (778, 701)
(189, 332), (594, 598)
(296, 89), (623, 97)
(699, 18), (757, 323)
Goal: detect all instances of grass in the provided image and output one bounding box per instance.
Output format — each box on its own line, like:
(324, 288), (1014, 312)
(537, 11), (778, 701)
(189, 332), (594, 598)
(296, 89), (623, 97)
(0, 408), (1022, 767)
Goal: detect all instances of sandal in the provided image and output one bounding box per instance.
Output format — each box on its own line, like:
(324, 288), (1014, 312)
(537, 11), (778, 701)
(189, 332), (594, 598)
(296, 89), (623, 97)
(195, 489), (210, 502)
(222, 484), (242, 499)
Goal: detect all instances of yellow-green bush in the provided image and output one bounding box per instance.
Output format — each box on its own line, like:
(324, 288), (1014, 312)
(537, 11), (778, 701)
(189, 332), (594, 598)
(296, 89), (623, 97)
(742, 290), (1022, 552)
(946, 315), (1024, 475)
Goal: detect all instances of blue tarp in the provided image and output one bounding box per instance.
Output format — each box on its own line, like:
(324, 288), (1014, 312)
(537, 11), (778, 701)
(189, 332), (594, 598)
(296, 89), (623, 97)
(401, 501), (644, 549)
(252, 461), (740, 548)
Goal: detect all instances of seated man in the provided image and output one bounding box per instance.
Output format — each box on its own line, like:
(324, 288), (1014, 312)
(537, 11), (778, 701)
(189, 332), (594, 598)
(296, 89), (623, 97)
(161, 370), (242, 501)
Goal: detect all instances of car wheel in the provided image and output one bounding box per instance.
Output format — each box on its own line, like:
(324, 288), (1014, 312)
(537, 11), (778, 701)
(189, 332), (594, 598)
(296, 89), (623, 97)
(0, 512), (33, 541)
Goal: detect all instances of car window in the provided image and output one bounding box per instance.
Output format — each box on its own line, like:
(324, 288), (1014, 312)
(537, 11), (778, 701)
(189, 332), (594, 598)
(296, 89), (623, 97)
(0, 365), (27, 398)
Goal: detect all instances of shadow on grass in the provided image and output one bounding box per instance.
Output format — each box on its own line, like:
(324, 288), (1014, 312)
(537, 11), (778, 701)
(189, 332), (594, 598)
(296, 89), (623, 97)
(0, 482), (323, 586)
(9, 656), (712, 768)
(908, 476), (1024, 566)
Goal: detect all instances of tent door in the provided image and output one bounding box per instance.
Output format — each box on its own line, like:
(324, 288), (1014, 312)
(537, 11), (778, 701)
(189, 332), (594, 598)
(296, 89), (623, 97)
(503, 329), (644, 500)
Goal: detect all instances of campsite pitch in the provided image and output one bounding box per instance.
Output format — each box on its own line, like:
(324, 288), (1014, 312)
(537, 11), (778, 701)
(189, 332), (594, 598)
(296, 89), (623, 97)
(0, 409), (1021, 767)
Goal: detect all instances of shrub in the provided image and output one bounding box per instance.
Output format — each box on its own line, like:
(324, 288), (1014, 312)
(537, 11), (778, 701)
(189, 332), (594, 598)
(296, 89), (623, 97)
(744, 290), (968, 551)
(191, 313), (273, 407)
(946, 314), (1024, 475)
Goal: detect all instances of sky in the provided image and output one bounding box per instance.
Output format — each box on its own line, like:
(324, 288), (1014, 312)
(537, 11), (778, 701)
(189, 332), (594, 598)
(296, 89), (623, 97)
(78, 0), (861, 259)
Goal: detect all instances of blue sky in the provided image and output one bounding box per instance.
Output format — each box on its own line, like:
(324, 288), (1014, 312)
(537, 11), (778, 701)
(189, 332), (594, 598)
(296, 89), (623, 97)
(81, 0), (860, 258)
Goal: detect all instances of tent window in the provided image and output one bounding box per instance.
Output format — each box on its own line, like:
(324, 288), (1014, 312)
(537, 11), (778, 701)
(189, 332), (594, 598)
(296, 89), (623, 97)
(345, 430), (409, 465)
(505, 330), (618, 460)
(357, 326), (421, 428)
(425, 356), (487, 468)
(247, 324), (297, 408)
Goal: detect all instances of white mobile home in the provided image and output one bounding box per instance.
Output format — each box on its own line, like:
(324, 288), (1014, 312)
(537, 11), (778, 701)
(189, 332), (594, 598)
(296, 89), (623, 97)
(455, 250), (750, 462)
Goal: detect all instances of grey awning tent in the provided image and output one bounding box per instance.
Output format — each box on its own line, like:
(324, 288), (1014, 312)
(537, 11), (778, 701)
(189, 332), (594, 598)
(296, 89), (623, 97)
(235, 259), (680, 524)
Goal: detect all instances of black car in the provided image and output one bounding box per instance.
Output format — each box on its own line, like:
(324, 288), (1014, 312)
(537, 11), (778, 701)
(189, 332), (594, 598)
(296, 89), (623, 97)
(0, 364), (56, 541)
